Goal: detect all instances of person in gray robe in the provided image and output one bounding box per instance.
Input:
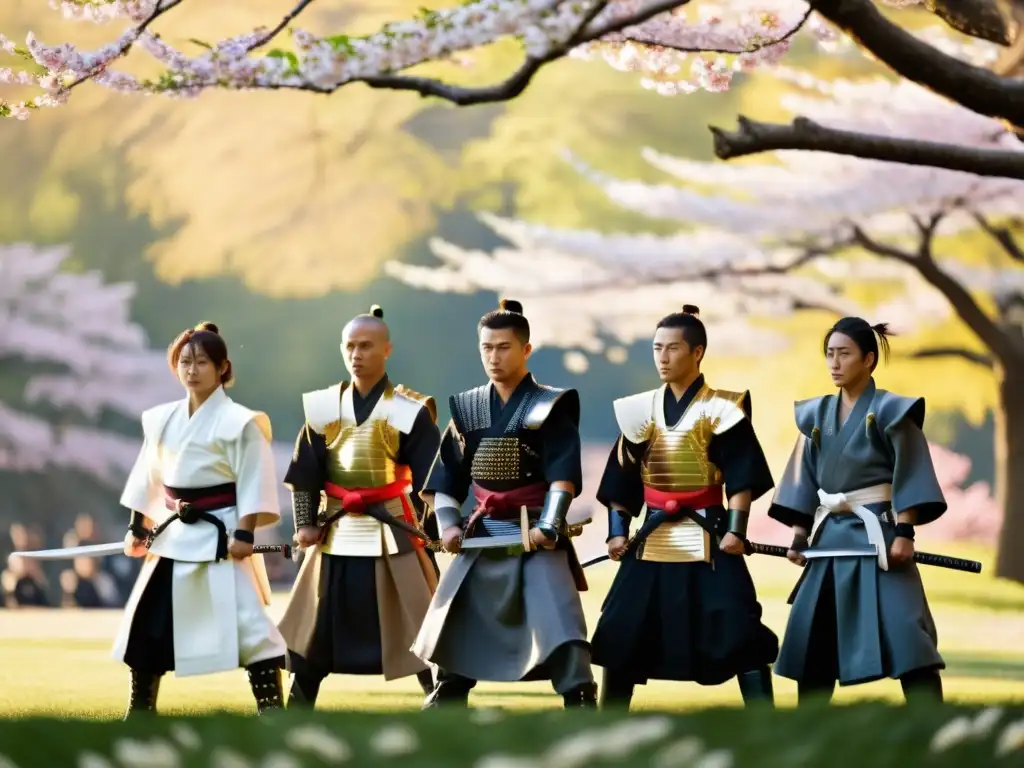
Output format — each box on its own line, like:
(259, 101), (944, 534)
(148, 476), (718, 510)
(411, 298), (597, 709)
(768, 316), (948, 704)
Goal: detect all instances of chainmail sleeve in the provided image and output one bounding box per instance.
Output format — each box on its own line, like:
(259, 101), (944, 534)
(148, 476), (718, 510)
(291, 490), (319, 529)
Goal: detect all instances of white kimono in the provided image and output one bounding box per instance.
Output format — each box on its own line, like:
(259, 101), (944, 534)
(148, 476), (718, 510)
(111, 386), (288, 677)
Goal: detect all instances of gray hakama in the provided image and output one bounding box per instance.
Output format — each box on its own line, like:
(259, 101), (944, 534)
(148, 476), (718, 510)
(411, 374), (594, 703)
(768, 378), (947, 691)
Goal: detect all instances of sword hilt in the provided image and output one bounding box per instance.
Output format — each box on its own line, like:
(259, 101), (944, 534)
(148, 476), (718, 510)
(915, 551), (982, 573)
(253, 544), (292, 559)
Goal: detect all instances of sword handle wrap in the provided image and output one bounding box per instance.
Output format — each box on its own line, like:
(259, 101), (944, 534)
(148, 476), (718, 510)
(915, 552), (982, 573)
(128, 510), (149, 540)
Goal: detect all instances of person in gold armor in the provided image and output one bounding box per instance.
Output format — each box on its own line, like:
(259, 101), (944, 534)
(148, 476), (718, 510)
(276, 305), (441, 707)
(590, 305), (779, 709)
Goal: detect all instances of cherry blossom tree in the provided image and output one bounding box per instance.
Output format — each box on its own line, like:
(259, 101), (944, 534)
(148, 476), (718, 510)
(384, 64), (1024, 582)
(0, 242), (176, 485)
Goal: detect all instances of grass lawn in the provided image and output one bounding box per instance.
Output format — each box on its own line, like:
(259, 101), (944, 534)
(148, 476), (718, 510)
(1, 542), (1022, 720)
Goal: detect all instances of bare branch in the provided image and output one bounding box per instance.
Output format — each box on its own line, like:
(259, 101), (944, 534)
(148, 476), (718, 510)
(854, 222), (1020, 366)
(709, 116), (1024, 180)
(902, 345), (995, 367)
(622, 5), (811, 54)
(353, 0), (689, 105)
(246, 0), (321, 52)
(972, 211), (1024, 262)
(809, 0), (1024, 127)
(925, 0), (1013, 45)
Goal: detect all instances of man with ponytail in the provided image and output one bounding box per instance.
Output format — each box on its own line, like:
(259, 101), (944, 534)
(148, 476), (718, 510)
(276, 305), (442, 707)
(769, 317), (948, 704)
(412, 299), (598, 709)
(589, 305), (779, 709)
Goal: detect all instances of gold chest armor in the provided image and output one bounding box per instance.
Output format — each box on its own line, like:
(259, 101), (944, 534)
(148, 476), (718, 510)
(302, 381), (434, 557)
(614, 384), (749, 564)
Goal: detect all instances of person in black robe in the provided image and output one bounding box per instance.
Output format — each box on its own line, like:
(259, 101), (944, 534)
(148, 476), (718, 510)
(590, 305), (779, 708)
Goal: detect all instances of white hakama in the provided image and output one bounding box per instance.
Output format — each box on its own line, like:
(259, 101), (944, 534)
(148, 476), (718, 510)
(111, 386), (287, 677)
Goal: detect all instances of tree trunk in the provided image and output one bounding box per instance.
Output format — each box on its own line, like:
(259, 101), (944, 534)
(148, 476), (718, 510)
(994, 362), (1024, 583)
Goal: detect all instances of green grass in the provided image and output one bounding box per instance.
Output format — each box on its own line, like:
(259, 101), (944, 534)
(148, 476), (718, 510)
(1, 543), (1022, 723)
(2, 705), (1023, 766)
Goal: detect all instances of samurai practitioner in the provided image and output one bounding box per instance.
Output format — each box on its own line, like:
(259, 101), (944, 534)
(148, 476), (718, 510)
(590, 305), (779, 709)
(277, 305), (441, 707)
(413, 299), (597, 709)
(769, 316), (948, 703)
(116, 322), (287, 717)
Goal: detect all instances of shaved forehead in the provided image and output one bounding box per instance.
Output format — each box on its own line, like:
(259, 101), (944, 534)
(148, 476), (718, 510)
(343, 315), (390, 342)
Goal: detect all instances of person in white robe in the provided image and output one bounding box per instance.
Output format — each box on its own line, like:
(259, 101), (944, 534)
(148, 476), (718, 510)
(113, 322), (288, 718)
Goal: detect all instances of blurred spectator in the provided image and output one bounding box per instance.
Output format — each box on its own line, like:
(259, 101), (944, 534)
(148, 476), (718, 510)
(60, 556), (121, 608)
(2, 523), (51, 607)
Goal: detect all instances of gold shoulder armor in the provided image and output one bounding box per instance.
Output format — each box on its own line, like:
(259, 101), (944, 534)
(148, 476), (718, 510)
(301, 382), (346, 434)
(390, 384), (437, 434)
(393, 384), (438, 425)
(612, 390), (658, 444)
(707, 387), (750, 435)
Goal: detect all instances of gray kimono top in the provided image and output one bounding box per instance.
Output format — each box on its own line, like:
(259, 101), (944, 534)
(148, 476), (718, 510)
(768, 378), (947, 532)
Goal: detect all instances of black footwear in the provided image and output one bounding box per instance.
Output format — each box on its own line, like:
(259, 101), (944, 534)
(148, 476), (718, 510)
(416, 668), (435, 696)
(124, 668), (161, 720)
(247, 659), (285, 714)
(598, 670), (635, 710)
(737, 666), (775, 706)
(421, 675), (473, 710)
(287, 672), (324, 709)
(563, 681), (598, 709)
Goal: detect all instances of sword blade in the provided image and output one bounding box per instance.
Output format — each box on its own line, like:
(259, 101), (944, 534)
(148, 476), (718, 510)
(7, 541), (125, 562)
(802, 547), (879, 559)
(459, 533), (526, 550)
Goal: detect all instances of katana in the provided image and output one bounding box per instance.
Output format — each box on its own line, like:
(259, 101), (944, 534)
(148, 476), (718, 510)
(581, 541), (982, 574)
(753, 542), (982, 573)
(7, 541), (293, 563)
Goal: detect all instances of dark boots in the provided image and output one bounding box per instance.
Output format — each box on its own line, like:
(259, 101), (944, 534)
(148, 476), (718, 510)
(901, 667), (944, 704)
(124, 668), (161, 719)
(599, 669), (635, 710)
(287, 672), (325, 709)
(247, 659), (285, 714)
(422, 671), (475, 709)
(737, 666), (775, 706)
(416, 668), (435, 696)
(563, 681), (598, 709)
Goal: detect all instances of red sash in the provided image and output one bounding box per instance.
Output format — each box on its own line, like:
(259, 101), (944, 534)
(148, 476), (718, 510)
(643, 484), (723, 513)
(323, 467), (422, 549)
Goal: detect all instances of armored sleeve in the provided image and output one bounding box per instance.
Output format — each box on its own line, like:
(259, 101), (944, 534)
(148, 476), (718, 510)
(283, 423), (328, 529)
(397, 406), (443, 531)
(539, 397), (583, 496)
(422, 420), (472, 532)
(596, 435), (647, 540)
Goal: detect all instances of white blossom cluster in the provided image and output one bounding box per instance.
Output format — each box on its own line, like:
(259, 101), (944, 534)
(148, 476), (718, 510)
(0, 243), (177, 482)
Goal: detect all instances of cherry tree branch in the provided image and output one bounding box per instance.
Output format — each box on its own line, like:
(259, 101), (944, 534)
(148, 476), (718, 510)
(353, 0), (688, 105)
(621, 5), (812, 53)
(971, 212), (1024, 262)
(709, 116), (1024, 180)
(808, 0), (1024, 127)
(64, 0), (186, 92)
(902, 346), (995, 367)
(246, 0), (322, 52)
(851, 221), (1021, 366)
